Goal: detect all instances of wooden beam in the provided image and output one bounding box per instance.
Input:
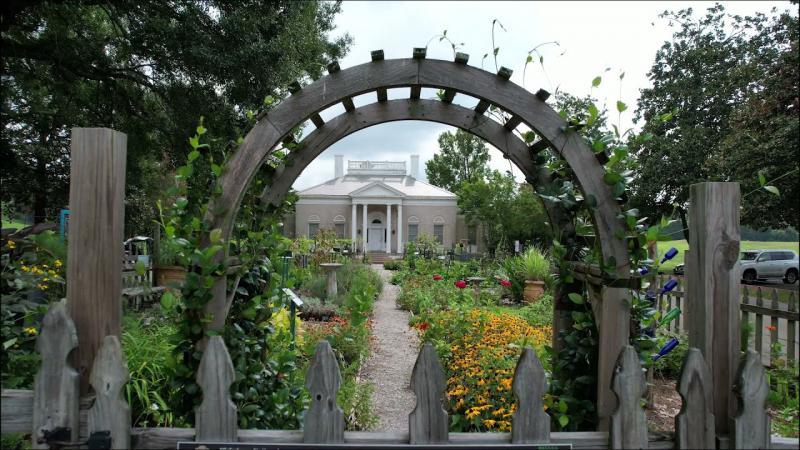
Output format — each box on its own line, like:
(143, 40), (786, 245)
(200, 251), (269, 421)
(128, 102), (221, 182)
(410, 85), (421, 99)
(529, 139), (549, 155)
(66, 128), (126, 394)
(441, 89), (455, 103)
(687, 182), (741, 436)
(504, 115), (523, 130)
(342, 97), (355, 113)
(309, 113), (325, 128)
(376, 88), (387, 102)
(475, 99), (490, 114)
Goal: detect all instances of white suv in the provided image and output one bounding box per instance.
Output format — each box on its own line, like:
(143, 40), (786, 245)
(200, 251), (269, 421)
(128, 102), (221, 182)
(740, 249), (799, 284)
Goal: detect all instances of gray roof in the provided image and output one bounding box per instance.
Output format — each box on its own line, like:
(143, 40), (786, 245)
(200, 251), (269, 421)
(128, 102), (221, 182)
(298, 175), (456, 199)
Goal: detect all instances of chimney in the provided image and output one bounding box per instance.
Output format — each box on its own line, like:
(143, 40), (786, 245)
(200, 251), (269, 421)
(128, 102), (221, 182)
(334, 155), (344, 178)
(410, 154), (419, 179)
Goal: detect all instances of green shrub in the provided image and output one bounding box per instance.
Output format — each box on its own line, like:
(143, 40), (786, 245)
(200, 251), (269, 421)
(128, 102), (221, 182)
(516, 293), (554, 328)
(520, 246), (550, 281)
(383, 260), (402, 270)
(299, 297), (339, 321)
(122, 313), (181, 427)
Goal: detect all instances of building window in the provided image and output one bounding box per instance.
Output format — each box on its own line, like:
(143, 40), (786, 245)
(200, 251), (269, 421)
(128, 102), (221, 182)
(308, 223), (319, 239)
(407, 224), (418, 242)
(434, 224), (444, 244)
(335, 223), (346, 238)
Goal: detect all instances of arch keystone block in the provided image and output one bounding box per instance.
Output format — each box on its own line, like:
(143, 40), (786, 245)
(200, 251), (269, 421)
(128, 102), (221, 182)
(413, 47), (427, 59)
(454, 52), (469, 64)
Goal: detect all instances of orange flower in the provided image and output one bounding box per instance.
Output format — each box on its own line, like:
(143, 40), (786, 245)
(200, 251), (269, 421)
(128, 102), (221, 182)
(766, 325), (777, 332)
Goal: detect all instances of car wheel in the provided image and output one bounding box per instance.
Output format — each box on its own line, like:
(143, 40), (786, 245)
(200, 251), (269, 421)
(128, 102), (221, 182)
(785, 269), (798, 284)
(742, 270), (757, 284)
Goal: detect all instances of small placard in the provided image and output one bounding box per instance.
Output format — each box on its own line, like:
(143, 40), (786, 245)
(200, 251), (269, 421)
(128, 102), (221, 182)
(177, 442), (572, 450)
(283, 288), (303, 307)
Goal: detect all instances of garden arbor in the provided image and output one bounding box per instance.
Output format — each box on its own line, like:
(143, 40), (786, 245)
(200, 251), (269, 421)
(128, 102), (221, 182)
(202, 51), (632, 428)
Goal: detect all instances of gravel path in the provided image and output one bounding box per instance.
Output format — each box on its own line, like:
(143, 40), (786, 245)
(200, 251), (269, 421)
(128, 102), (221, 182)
(361, 265), (420, 431)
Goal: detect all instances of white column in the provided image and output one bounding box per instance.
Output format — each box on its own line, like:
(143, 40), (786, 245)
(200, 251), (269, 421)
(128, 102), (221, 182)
(362, 203), (368, 253)
(397, 203), (403, 254)
(351, 203), (357, 247)
(386, 203), (392, 254)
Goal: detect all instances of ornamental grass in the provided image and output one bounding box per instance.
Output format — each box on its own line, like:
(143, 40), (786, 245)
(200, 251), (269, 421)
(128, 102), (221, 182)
(418, 308), (551, 432)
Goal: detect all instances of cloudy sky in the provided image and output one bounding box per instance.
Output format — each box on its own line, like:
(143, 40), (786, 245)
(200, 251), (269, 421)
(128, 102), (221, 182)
(292, 1), (793, 190)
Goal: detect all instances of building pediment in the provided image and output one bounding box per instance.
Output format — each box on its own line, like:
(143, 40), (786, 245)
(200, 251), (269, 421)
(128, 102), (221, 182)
(349, 181), (406, 199)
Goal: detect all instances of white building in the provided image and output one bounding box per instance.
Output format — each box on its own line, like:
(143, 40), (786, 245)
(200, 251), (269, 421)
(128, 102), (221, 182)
(291, 155), (480, 255)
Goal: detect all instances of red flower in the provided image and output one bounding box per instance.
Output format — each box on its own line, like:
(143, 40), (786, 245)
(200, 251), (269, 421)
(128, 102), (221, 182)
(454, 280), (467, 289)
(500, 279), (512, 287)
(419, 322), (429, 331)
(766, 325), (777, 332)
(433, 274), (443, 281)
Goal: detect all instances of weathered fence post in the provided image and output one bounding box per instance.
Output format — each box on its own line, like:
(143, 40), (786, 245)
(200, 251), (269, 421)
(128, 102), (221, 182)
(195, 336), (237, 442)
(675, 348), (715, 449)
(686, 182), (740, 437)
(732, 351), (770, 449)
(409, 342), (449, 445)
(32, 303), (80, 449)
(66, 128), (127, 394)
(511, 347), (549, 444)
(609, 345), (647, 449)
(88, 335), (131, 449)
(304, 341), (344, 444)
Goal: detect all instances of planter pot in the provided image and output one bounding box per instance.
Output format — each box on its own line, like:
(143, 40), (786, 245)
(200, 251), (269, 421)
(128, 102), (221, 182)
(155, 265), (187, 291)
(523, 280), (545, 304)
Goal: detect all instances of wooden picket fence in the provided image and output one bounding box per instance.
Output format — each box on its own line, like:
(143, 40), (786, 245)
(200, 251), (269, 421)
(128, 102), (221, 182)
(655, 275), (799, 365)
(2, 302), (798, 449)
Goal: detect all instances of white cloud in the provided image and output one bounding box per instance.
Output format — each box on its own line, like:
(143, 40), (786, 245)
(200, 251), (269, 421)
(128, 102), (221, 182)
(293, 0), (793, 190)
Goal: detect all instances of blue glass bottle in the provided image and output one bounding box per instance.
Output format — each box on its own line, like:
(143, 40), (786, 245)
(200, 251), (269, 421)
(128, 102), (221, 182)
(652, 337), (679, 361)
(660, 247), (679, 264)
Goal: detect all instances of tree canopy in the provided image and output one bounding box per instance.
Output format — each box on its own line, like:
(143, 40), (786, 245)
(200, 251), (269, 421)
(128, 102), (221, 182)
(425, 129), (490, 194)
(631, 4), (798, 232)
(1, 0), (350, 233)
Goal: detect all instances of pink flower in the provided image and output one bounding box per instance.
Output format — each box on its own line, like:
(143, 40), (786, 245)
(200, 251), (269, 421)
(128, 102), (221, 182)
(454, 280), (467, 289)
(433, 274), (443, 281)
(500, 279), (512, 287)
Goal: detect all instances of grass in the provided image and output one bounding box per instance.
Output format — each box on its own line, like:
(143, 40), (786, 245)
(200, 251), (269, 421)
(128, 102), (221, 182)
(656, 240), (800, 272)
(1, 217), (30, 230)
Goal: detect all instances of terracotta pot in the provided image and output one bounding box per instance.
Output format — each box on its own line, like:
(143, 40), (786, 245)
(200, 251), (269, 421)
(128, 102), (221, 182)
(155, 265), (187, 290)
(523, 279), (545, 304)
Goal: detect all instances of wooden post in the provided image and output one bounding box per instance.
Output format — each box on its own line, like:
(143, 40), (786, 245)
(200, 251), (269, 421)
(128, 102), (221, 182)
(32, 303), (80, 449)
(645, 241), (657, 409)
(304, 341), (344, 444)
(675, 348), (715, 449)
(686, 182), (740, 435)
(66, 128), (127, 394)
(88, 336), (131, 449)
(596, 286), (630, 431)
(511, 347), (550, 444)
(409, 343), (448, 445)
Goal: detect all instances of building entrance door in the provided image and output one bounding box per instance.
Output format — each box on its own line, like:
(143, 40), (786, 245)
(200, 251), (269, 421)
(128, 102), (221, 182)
(368, 219), (385, 251)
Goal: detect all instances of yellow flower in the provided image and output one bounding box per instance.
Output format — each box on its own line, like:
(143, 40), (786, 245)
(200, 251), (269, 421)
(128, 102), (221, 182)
(24, 327), (37, 335)
(54, 259), (63, 268)
(482, 419), (496, 428)
(20, 265), (30, 272)
(37, 284), (48, 290)
(7, 240), (16, 249)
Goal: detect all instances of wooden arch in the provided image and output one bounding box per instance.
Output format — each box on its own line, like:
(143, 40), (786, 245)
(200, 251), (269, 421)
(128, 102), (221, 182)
(258, 98), (570, 233)
(203, 55), (631, 427)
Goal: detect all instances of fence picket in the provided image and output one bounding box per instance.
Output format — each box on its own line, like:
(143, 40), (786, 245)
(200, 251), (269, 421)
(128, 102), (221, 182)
(741, 286), (751, 351)
(511, 347), (549, 444)
(88, 335), (131, 449)
(31, 303), (80, 449)
(732, 350), (770, 449)
(609, 345), (647, 449)
(788, 291), (797, 361)
(675, 277), (682, 331)
(674, 348), (714, 449)
(770, 289), (780, 365)
(409, 342), (448, 445)
(304, 341), (344, 443)
(195, 336), (237, 442)
(755, 287), (764, 355)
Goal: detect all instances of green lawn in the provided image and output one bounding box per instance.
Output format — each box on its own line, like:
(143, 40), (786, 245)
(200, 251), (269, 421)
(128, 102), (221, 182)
(1, 218), (30, 230)
(656, 240), (800, 272)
